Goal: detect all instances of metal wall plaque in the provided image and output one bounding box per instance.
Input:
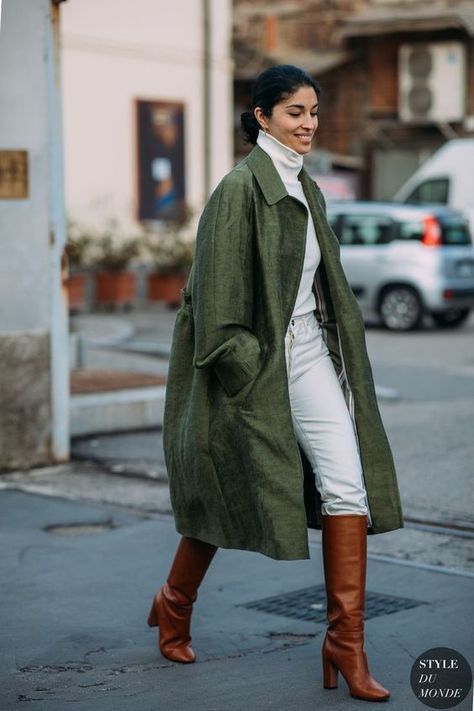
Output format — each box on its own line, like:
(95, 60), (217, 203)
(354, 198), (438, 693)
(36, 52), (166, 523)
(0, 151), (29, 199)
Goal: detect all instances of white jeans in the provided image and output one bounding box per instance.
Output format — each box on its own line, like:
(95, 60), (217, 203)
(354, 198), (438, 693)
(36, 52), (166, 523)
(285, 312), (370, 519)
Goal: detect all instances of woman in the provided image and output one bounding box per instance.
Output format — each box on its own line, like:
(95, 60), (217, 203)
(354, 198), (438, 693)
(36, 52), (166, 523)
(148, 65), (404, 702)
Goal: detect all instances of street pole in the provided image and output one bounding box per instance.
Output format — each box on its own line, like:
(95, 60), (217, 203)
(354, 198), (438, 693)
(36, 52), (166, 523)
(203, 0), (211, 200)
(47, 0), (69, 461)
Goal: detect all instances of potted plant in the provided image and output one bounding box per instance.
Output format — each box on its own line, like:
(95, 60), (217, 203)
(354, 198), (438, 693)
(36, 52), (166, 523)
(93, 224), (140, 308)
(145, 212), (196, 307)
(65, 222), (92, 311)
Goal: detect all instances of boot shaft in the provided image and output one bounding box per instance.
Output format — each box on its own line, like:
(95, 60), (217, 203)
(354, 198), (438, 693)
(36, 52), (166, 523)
(322, 514), (368, 631)
(167, 536), (217, 602)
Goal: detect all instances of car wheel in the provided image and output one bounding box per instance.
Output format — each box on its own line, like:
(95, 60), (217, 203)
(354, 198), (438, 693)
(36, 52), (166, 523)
(431, 308), (470, 329)
(379, 286), (423, 331)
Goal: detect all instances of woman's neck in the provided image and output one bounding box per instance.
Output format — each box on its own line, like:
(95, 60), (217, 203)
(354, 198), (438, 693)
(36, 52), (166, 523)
(256, 130), (303, 185)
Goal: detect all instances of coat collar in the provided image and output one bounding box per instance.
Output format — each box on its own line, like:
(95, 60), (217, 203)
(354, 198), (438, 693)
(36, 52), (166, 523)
(245, 144), (291, 205)
(246, 144), (317, 207)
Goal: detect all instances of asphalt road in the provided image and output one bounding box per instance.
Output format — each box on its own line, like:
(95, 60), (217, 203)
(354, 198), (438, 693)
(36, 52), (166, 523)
(2, 310), (473, 710)
(1, 490), (472, 711)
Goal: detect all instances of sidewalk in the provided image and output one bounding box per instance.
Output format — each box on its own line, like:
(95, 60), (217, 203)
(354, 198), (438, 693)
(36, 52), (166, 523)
(69, 306), (174, 435)
(1, 488), (472, 711)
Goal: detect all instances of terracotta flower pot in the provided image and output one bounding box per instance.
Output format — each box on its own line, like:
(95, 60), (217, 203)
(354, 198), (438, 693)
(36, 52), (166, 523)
(67, 272), (87, 311)
(95, 271), (136, 308)
(147, 271), (188, 307)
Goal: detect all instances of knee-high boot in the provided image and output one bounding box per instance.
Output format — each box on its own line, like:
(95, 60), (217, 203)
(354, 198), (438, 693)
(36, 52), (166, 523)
(321, 514), (390, 702)
(147, 536), (217, 663)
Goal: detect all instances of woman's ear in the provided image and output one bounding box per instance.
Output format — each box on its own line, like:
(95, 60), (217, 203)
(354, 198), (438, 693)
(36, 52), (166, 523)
(254, 107), (268, 133)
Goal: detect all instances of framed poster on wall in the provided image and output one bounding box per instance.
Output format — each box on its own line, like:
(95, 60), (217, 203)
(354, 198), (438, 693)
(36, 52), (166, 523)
(136, 100), (185, 222)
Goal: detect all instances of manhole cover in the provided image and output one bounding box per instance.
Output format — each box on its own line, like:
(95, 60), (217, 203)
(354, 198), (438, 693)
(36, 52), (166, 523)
(45, 521), (115, 536)
(240, 584), (425, 623)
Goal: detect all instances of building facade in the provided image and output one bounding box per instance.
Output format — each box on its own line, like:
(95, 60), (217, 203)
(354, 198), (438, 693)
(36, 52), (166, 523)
(233, 0), (474, 200)
(61, 0), (233, 232)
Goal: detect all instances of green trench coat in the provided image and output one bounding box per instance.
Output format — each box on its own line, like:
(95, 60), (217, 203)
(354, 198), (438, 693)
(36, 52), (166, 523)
(163, 144), (404, 560)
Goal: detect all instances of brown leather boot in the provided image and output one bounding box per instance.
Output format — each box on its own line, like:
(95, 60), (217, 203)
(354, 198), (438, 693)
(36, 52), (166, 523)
(147, 536), (217, 663)
(321, 514), (390, 702)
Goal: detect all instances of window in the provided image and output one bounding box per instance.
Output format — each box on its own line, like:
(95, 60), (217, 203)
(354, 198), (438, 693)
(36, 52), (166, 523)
(405, 178), (449, 205)
(399, 219), (424, 241)
(439, 217), (471, 246)
(339, 215), (394, 246)
(398, 215), (471, 245)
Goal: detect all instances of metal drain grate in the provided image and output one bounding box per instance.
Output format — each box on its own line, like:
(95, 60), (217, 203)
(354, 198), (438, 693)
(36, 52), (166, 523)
(240, 584), (425, 624)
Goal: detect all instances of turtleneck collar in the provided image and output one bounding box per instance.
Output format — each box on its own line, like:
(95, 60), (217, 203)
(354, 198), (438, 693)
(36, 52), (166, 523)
(256, 130), (304, 185)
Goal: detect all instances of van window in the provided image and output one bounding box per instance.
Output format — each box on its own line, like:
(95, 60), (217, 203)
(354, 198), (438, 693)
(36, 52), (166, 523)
(405, 178), (449, 205)
(339, 215), (393, 246)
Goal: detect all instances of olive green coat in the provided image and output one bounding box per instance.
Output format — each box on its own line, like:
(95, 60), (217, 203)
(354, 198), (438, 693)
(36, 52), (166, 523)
(163, 144), (404, 560)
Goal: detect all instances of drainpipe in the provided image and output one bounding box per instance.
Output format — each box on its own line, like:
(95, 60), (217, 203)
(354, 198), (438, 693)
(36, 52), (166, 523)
(203, 0), (211, 200)
(48, 0), (69, 461)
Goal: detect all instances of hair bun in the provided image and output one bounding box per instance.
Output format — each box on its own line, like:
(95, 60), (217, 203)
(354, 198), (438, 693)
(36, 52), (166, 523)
(241, 110), (260, 145)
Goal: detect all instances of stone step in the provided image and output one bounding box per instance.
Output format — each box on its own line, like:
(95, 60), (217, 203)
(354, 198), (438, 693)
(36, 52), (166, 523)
(70, 369), (166, 436)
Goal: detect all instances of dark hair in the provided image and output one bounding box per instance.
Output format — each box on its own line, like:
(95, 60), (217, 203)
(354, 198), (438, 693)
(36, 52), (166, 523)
(241, 65), (321, 145)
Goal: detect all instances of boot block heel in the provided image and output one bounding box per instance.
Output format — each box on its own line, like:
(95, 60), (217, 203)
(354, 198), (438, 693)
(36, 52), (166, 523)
(323, 656), (339, 689)
(147, 596), (159, 627)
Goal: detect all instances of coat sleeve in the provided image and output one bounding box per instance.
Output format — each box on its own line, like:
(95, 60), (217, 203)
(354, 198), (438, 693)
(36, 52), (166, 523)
(189, 169), (263, 397)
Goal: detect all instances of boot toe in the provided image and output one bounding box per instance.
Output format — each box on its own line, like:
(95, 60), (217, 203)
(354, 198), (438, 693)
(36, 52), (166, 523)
(162, 644), (196, 664)
(351, 691), (390, 702)
(351, 681), (390, 702)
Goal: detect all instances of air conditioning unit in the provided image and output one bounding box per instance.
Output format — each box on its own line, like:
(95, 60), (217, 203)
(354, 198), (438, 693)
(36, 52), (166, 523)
(399, 42), (466, 124)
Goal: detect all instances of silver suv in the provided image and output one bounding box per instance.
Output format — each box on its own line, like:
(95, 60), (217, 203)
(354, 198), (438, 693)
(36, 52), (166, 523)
(326, 201), (474, 331)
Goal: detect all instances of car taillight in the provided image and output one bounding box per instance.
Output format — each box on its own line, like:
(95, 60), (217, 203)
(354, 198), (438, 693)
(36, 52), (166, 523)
(421, 216), (442, 246)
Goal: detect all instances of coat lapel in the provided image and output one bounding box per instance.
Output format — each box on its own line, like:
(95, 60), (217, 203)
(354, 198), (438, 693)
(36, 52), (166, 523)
(245, 145), (288, 205)
(246, 144), (309, 331)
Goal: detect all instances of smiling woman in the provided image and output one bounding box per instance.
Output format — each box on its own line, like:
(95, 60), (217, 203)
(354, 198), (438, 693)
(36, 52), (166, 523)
(241, 64), (320, 153)
(255, 87), (318, 153)
(149, 64), (403, 704)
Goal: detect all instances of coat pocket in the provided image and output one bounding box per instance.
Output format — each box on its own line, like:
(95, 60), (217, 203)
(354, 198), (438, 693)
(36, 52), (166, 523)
(212, 330), (263, 398)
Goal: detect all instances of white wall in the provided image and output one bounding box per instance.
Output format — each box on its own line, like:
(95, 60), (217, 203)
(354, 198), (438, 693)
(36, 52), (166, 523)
(0, 0), (69, 468)
(0, 0), (52, 331)
(61, 0), (233, 231)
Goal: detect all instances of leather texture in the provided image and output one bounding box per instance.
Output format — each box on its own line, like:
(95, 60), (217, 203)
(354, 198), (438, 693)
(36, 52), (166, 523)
(148, 537), (217, 663)
(321, 514), (390, 701)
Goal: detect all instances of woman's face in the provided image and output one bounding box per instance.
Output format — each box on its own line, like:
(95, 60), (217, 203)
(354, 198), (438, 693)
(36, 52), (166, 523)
(254, 85), (319, 155)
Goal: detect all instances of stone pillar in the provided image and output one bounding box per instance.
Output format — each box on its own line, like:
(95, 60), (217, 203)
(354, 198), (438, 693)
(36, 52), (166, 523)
(0, 0), (69, 470)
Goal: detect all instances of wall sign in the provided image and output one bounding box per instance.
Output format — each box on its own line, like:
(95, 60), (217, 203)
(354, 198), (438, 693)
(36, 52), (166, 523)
(0, 150), (28, 199)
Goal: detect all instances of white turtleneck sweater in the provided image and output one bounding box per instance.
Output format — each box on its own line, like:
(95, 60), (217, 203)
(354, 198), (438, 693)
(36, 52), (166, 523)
(256, 130), (320, 317)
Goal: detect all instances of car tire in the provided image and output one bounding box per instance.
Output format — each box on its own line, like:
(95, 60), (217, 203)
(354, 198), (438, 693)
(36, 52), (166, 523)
(379, 285), (423, 331)
(431, 308), (470, 329)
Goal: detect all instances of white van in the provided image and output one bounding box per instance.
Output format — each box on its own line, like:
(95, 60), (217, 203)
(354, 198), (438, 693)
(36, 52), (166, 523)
(393, 139), (474, 235)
